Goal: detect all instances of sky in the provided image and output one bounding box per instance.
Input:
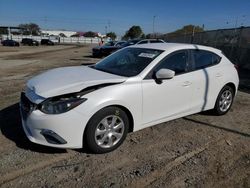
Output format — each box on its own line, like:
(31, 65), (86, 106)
(0, 0), (250, 37)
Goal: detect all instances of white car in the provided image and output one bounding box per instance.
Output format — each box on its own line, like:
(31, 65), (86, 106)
(136, 39), (165, 45)
(20, 43), (239, 153)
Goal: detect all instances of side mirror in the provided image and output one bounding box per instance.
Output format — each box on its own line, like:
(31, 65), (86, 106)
(155, 68), (175, 80)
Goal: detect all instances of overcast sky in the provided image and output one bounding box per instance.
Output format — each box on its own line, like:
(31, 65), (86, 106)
(0, 0), (249, 36)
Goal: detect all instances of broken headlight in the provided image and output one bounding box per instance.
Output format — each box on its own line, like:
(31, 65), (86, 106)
(39, 94), (87, 114)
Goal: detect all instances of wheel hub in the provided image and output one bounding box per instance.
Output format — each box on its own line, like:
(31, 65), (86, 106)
(219, 89), (233, 112)
(94, 115), (124, 149)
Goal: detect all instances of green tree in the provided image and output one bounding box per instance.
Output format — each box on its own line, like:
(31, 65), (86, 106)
(167, 25), (204, 37)
(145, 33), (164, 39)
(106, 32), (117, 40)
(70, 33), (80, 37)
(141, 33), (146, 39)
(83, 31), (97, 37)
(59, 33), (67, 37)
(0, 27), (8, 35)
(19, 23), (41, 35)
(146, 33), (152, 39)
(122, 25), (144, 40)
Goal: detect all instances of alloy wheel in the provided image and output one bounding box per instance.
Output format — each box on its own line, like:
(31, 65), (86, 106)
(94, 115), (125, 148)
(219, 90), (233, 112)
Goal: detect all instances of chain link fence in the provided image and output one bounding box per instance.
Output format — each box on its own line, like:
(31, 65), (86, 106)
(164, 27), (250, 89)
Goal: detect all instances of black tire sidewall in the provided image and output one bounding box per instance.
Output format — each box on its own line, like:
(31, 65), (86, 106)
(84, 107), (129, 153)
(214, 85), (234, 115)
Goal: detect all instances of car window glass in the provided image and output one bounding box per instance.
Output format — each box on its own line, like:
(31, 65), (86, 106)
(193, 50), (221, 70)
(94, 48), (163, 77)
(156, 51), (188, 74)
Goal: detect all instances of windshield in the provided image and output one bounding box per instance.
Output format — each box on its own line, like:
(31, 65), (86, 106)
(93, 47), (163, 77)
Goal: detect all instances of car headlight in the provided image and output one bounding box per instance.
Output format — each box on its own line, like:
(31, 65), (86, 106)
(39, 95), (87, 114)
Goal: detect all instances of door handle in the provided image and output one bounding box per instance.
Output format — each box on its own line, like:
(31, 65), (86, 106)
(182, 81), (192, 86)
(216, 73), (222, 77)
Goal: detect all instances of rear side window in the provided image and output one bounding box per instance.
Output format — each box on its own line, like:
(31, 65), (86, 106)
(193, 50), (221, 70)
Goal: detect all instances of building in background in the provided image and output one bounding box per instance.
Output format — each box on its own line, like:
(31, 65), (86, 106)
(41, 30), (77, 37)
(41, 30), (105, 38)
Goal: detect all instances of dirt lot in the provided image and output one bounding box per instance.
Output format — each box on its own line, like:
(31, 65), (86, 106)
(0, 45), (249, 188)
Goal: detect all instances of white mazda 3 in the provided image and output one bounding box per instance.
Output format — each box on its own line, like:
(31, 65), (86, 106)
(20, 43), (239, 153)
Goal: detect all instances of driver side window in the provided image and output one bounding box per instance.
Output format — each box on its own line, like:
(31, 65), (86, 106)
(155, 50), (188, 75)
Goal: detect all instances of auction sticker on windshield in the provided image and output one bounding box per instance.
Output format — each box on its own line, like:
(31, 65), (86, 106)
(138, 53), (157, 58)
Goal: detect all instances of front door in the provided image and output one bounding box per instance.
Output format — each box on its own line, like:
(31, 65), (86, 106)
(142, 50), (194, 125)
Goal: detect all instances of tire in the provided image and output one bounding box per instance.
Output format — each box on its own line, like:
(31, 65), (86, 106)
(84, 107), (129, 153)
(213, 85), (234, 115)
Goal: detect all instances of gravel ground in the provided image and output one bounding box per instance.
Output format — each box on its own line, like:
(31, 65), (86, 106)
(0, 45), (249, 188)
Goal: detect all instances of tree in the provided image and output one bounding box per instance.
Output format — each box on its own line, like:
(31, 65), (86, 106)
(141, 33), (146, 39)
(59, 33), (67, 37)
(146, 33), (152, 39)
(106, 32), (117, 40)
(0, 27), (8, 35)
(145, 33), (164, 39)
(122, 25), (144, 40)
(166, 25), (204, 37)
(83, 31), (97, 37)
(18, 23), (41, 35)
(70, 33), (80, 37)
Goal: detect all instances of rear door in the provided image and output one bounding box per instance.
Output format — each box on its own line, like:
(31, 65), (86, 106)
(189, 50), (223, 111)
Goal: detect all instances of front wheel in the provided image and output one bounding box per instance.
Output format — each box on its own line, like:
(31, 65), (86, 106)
(213, 85), (234, 115)
(84, 107), (129, 153)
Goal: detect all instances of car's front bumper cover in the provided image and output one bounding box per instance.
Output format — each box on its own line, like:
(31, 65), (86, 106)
(20, 92), (89, 149)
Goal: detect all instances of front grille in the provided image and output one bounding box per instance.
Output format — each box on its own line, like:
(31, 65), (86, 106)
(20, 92), (36, 119)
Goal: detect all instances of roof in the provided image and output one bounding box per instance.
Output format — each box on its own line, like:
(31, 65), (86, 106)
(138, 39), (164, 41)
(130, 42), (221, 54)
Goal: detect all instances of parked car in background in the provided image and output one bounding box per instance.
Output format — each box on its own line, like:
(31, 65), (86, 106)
(114, 41), (126, 46)
(92, 39), (140, 57)
(122, 39), (142, 46)
(1, 39), (20, 46)
(41, 39), (54, 45)
(21, 38), (39, 46)
(20, 43), (239, 153)
(92, 41), (117, 57)
(136, 39), (165, 45)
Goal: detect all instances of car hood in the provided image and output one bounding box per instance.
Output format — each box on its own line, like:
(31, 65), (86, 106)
(26, 66), (126, 98)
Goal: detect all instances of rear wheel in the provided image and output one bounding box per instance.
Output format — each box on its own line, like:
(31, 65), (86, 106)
(84, 107), (129, 153)
(213, 85), (234, 115)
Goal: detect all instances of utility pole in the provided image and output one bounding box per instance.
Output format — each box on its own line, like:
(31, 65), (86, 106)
(153, 15), (156, 38)
(105, 26), (107, 35)
(234, 16), (238, 31)
(108, 20), (111, 33)
(191, 25), (195, 43)
(43, 16), (48, 38)
(8, 27), (11, 39)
